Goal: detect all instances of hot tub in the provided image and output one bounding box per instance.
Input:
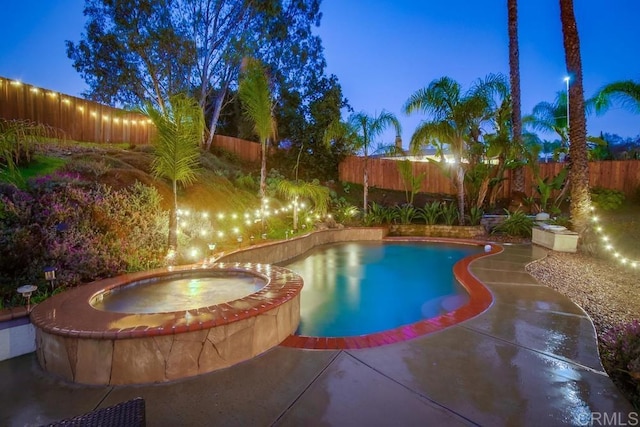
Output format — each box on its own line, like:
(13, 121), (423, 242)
(30, 263), (303, 385)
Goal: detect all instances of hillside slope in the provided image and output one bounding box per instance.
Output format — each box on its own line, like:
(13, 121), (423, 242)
(49, 144), (261, 214)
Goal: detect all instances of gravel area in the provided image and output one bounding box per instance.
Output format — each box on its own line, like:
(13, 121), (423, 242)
(525, 251), (640, 336)
(525, 251), (640, 407)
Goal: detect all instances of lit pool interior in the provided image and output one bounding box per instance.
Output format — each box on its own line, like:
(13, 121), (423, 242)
(280, 241), (480, 337)
(91, 273), (266, 314)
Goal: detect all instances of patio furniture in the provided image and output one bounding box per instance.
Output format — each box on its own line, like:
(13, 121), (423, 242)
(46, 397), (145, 426)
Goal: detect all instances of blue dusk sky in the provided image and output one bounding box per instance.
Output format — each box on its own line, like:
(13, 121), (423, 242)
(1, 0), (638, 147)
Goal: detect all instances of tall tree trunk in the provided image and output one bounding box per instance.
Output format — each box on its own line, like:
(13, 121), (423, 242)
(293, 196), (299, 231)
(456, 165), (466, 225)
(260, 139), (267, 199)
(559, 0), (592, 245)
(260, 138), (268, 232)
(169, 179), (178, 250)
(508, 0), (525, 193)
(204, 83), (229, 150)
(363, 154), (369, 214)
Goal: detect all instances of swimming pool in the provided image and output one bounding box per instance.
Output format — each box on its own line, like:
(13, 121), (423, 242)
(281, 241), (480, 337)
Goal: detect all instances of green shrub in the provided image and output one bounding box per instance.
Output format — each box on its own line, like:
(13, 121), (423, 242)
(601, 321), (640, 409)
(364, 202), (396, 226)
(440, 202), (458, 225)
(467, 206), (484, 226)
(341, 181), (351, 194)
(266, 169), (285, 197)
(235, 173), (257, 190)
(332, 198), (360, 224)
(395, 204), (417, 225)
(0, 174), (168, 307)
(64, 158), (110, 178)
(418, 201), (441, 225)
(550, 215), (572, 228)
(591, 187), (625, 211)
(492, 209), (534, 237)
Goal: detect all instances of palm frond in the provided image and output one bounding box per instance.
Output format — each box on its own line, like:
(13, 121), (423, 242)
(238, 58), (276, 144)
(276, 179), (330, 215)
(142, 94), (203, 187)
(593, 80), (640, 114)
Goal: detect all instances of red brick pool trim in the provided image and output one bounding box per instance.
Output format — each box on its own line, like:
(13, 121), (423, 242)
(280, 237), (500, 350)
(30, 262), (303, 340)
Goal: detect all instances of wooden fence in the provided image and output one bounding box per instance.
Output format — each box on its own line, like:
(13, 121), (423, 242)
(212, 135), (262, 163)
(339, 156), (640, 198)
(0, 76), (154, 145)
(3, 74), (638, 197)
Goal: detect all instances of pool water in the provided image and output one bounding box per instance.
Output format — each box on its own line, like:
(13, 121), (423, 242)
(281, 241), (479, 337)
(91, 273), (265, 314)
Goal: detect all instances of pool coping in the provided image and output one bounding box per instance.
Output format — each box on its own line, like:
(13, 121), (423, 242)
(281, 237), (501, 349)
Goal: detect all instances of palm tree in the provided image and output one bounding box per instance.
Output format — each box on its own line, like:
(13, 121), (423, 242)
(593, 80), (640, 115)
(325, 111), (401, 214)
(508, 0), (525, 194)
(559, 0), (591, 238)
(523, 91), (570, 152)
(403, 77), (491, 224)
(276, 179), (330, 231)
(238, 58), (276, 201)
(142, 94), (205, 250)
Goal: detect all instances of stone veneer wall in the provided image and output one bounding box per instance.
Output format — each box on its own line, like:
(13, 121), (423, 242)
(218, 227), (388, 264)
(388, 224), (485, 239)
(35, 297), (299, 385)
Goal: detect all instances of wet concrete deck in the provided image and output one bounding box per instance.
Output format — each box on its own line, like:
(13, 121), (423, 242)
(0, 244), (636, 426)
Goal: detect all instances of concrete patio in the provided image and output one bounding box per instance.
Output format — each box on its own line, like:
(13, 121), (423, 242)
(0, 244), (635, 426)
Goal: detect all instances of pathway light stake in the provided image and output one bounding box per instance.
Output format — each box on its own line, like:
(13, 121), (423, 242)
(17, 285), (37, 312)
(44, 267), (56, 291)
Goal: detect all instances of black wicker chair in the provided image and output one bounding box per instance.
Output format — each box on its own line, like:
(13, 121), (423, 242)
(46, 397), (146, 427)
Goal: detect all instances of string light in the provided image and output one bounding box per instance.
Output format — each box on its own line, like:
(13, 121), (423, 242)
(590, 205), (638, 269)
(170, 197), (326, 260)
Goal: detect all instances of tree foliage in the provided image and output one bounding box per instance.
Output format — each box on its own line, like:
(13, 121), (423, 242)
(141, 94), (204, 250)
(67, 0), (193, 109)
(276, 179), (329, 231)
(271, 74), (351, 182)
(593, 80), (640, 115)
(67, 0), (326, 144)
(238, 58), (275, 200)
(404, 76), (494, 224)
(325, 110), (401, 213)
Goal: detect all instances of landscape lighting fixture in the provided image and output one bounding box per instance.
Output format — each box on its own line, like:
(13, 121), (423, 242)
(44, 267), (56, 290)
